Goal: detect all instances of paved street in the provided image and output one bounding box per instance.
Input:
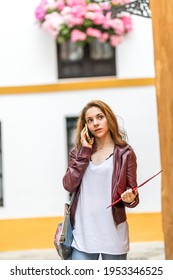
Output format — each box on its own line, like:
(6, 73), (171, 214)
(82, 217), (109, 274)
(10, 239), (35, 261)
(0, 242), (164, 260)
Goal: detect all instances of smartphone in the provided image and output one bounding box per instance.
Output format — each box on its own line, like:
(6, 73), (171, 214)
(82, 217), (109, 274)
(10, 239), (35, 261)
(85, 124), (94, 144)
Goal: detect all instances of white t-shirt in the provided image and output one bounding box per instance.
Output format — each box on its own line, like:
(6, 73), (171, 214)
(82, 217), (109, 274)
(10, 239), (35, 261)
(72, 155), (129, 254)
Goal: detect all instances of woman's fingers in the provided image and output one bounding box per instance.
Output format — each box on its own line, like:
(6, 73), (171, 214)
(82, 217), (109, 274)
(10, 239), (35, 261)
(80, 127), (92, 147)
(121, 188), (137, 203)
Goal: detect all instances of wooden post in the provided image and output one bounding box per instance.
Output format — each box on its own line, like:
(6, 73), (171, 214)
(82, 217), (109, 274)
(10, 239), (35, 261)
(150, 0), (173, 259)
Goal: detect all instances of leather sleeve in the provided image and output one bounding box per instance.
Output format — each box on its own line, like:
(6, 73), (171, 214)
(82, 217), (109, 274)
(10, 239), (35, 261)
(62, 146), (92, 193)
(124, 149), (139, 208)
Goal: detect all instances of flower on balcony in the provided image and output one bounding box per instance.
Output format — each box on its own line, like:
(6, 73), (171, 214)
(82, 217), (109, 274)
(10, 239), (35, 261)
(34, 0), (132, 47)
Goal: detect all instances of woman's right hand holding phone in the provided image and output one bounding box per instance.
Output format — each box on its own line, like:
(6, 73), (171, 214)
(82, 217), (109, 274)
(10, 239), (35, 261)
(81, 126), (94, 148)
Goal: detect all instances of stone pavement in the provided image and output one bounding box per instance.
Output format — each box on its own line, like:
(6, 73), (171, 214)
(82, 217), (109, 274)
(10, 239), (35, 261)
(0, 242), (165, 260)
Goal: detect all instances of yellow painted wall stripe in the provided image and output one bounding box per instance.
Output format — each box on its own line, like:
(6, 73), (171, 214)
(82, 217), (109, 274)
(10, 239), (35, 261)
(0, 216), (63, 251)
(0, 212), (163, 251)
(127, 212), (164, 242)
(0, 78), (155, 95)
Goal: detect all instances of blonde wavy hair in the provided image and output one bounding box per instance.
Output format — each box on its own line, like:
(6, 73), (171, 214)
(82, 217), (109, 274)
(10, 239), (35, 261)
(75, 100), (127, 148)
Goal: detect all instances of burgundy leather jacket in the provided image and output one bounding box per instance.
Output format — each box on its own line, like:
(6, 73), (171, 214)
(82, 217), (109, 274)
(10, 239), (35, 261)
(63, 144), (139, 227)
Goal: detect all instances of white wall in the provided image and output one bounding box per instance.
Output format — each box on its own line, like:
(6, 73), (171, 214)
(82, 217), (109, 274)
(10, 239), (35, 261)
(117, 16), (155, 78)
(0, 1), (161, 219)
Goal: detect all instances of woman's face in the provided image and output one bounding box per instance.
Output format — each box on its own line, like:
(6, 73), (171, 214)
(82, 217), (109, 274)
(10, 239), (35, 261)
(85, 106), (110, 139)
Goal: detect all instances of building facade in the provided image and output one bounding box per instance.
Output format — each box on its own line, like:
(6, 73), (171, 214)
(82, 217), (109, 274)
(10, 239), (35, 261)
(0, 0), (162, 251)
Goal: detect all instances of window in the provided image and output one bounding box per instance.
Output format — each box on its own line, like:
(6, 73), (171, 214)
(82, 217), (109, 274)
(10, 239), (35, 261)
(57, 40), (116, 79)
(65, 117), (78, 200)
(66, 117), (78, 158)
(0, 123), (3, 206)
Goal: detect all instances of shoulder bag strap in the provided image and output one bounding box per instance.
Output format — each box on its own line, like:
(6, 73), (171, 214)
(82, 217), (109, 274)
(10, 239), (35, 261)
(68, 192), (75, 211)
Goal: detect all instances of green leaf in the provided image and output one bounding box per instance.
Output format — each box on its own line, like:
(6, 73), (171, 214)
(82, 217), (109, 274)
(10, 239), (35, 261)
(61, 27), (70, 36)
(83, 19), (93, 28)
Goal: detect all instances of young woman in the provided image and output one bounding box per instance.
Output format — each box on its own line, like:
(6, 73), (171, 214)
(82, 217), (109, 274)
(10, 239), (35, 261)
(63, 100), (139, 260)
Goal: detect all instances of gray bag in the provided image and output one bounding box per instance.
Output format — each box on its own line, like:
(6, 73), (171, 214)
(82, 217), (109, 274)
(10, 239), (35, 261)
(54, 193), (75, 260)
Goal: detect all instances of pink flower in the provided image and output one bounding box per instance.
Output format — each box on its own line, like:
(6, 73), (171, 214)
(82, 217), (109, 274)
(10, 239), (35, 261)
(68, 16), (84, 26)
(93, 12), (105, 25)
(35, 5), (46, 20)
(86, 28), (102, 38)
(102, 12), (112, 29)
(86, 12), (95, 21)
(61, 5), (85, 27)
(87, 3), (102, 12)
(66, 0), (86, 7)
(57, 0), (65, 11)
(71, 29), (87, 42)
(100, 2), (111, 11)
(71, 5), (86, 17)
(34, 0), (132, 47)
(86, 11), (105, 25)
(122, 15), (133, 32)
(42, 12), (64, 38)
(111, 18), (125, 35)
(111, 0), (131, 5)
(110, 35), (124, 46)
(99, 32), (109, 42)
(42, 21), (59, 38)
(61, 6), (71, 15)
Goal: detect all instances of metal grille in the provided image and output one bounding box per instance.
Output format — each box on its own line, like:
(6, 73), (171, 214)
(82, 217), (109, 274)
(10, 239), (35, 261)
(110, 0), (151, 18)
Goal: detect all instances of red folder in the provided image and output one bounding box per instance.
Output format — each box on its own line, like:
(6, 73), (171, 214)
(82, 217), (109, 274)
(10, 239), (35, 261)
(107, 170), (162, 208)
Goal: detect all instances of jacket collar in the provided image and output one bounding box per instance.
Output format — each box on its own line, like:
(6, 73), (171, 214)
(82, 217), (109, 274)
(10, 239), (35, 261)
(114, 144), (131, 155)
(91, 142), (131, 155)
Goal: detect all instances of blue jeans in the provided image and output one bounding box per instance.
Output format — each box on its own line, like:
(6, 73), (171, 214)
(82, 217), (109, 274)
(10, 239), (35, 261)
(72, 248), (127, 260)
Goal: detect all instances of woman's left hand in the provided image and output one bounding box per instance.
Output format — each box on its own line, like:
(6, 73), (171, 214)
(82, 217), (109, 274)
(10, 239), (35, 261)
(121, 189), (138, 204)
